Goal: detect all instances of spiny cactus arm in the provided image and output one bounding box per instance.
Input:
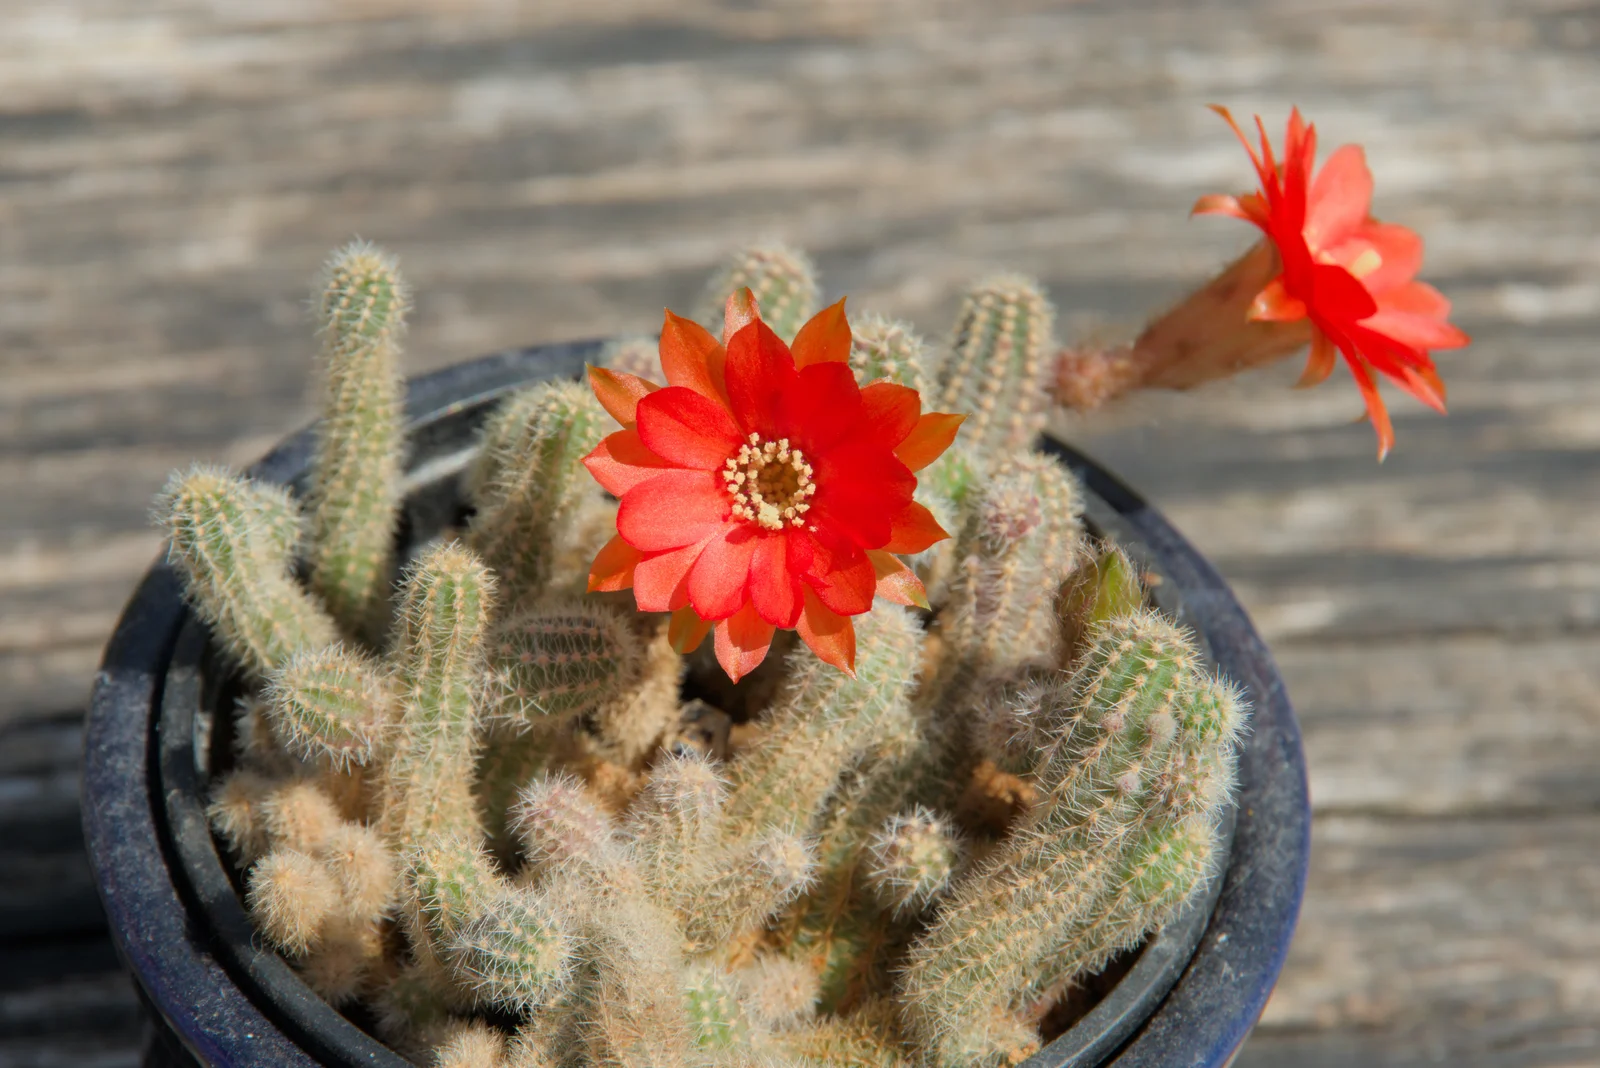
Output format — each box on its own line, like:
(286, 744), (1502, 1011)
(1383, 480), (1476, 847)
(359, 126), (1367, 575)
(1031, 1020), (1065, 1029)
(731, 955), (820, 1031)
(1148, 675), (1248, 823)
(573, 892), (700, 1068)
(942, 453), (1084, 683)
(402, 832), (500, 967)
(306, 240), (409, 638)
(449, 886), (575, 1013)
(934, 273), (1056, 460)
(265, 644), (390, 768)
(768, 1000), (912, 1068)
(509, 772), (631, 883)
(591, 616), (685, 767)
(695, 243), (820, 342)
(600, 334), (664, 384)
(849, 313), (931, 394)
(720, 606), (923, 843)
(625, 752), (725, 910)
(373, 960), (460, 1056)
(297, 915), (386, 1006)
(207, 768), (275, 862)
(318, 822), (397, 923)
(246, 848), (340, 956)
(487, 600), (647, 727)
(683, 965), (755, 1050)
(433, 1019), (509, 1068)
(378, 542), (495, 847)
(1055, 542), (1145, 669)
(466, 383), (607, 601)
(156, 465), (337, 677)
(686, 830), (815, 955)
(864, 807), (960, 917)
(259, 778), (347, 854)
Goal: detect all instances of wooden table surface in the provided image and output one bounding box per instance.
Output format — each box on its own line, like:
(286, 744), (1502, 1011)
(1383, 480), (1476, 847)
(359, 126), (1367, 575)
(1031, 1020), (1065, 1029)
(4, 2), (1598, 1065)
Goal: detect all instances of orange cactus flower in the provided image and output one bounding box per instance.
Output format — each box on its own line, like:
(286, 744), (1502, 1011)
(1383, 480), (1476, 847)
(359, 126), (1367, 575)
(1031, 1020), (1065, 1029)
(1194, 106), (1470, 459)
(582, 291), (962, 682)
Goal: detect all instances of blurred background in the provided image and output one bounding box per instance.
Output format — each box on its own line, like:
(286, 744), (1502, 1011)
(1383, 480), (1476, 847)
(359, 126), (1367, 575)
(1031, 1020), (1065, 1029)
(4, 1), (1598, 1065)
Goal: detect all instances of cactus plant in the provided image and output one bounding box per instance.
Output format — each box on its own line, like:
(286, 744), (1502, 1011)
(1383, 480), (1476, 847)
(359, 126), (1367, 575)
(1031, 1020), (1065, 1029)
(156, 241), (1247, 1068)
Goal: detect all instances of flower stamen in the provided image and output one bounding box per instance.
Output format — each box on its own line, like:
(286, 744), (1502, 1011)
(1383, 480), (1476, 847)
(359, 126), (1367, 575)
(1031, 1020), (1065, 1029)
(723, 431), (818, 531)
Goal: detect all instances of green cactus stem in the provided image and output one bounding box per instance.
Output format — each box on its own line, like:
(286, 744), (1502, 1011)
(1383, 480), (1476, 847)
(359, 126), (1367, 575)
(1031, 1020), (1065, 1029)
(934, 274), (1055, 461)
(695, 242), (820, 342)
(306, 240), (409, 638)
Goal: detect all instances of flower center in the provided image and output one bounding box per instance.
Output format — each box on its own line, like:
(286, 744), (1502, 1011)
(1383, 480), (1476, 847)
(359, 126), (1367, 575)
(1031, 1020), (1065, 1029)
(723, 433), (817, 532)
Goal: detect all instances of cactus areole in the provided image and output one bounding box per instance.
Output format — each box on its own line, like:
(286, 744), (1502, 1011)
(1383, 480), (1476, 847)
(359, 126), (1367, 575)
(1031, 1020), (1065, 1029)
(85, 339), (1308, 1068)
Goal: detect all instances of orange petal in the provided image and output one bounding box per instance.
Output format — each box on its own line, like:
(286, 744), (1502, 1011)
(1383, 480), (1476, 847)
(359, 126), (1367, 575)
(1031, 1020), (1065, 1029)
(584, 430), (675, 497)
(668, 605), (712, 654)
(791, 298), (851, 368)
(1249, 278), (1309, 323)
(660, 309), (730, 406)
(882, 501), (949, 554)
(895, 412), (964, 473)
(713, 602), (775, 683)
(1397, 363), (1448, 414)
(723, 287), (761, 346)
(1305, 144), (1373, 250)
(795, 586), (856, 677)
(588, 534), (641, 593)
(867, 549), (929, 610)
(1295, 330), (1338, 389)
(1346, 357), (1395, 461)
(587, 364), (658, 427)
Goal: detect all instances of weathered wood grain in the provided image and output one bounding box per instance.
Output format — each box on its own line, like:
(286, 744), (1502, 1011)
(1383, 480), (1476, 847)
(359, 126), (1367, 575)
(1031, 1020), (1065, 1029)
(2, 0), (1597, 1064)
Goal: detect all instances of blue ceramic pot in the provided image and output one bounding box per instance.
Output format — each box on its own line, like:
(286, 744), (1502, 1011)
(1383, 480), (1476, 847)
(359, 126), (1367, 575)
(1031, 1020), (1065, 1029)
(83, 342), (1309, 1068)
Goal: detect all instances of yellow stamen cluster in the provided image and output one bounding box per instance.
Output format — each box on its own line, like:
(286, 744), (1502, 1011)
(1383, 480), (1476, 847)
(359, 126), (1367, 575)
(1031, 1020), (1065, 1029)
(723, 432), (817, 531)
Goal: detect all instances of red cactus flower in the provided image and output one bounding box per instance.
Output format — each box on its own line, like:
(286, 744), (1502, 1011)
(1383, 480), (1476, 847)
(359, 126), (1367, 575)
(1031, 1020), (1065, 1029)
(582, 291), (963, 682)
(1195, 106), (1470, 459)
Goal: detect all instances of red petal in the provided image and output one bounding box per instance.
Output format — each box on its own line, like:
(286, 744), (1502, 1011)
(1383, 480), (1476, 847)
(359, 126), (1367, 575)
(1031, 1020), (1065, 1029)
(1364, 307), (1471, 354)
(856, 381), (921, 450)
(633, 535), (714, 612)
(795, 587), (855, 677)
(894, 412), (964, 473)
(1345, 354), (1396, 461)
(791, 298), (851, 368)
(587, 365), (658, 427)
(688, 523), (760, 621)
(1341, 222), (1422, 294)
(1295, 330), (1338, 389)
(617, 469), (728, 551)
(660, 309), (730, 405)
(636, 386), (743, 469)
(588, 534), (641, 593)
(809, 442), (916, 548)
(1305, 144), (1373, 250)
(882, 501), (948, 554)
(867, 549), (929, 609)
(725, 318), (799, 438)
(668, 606), (712, 654)
(724, 288), (761, 346)
(713, 603), (775, 683)
(801, 532), (876, 617)
(749, 533), (802, 628)
(1308, 262), (1379, 323)
(584, 429), (675, 496)
(776, 361), (863, 455)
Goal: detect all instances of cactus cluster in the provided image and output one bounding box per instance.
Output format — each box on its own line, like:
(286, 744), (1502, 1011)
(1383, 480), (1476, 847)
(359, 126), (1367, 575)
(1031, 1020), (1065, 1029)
(158, 240), (1246, 1068)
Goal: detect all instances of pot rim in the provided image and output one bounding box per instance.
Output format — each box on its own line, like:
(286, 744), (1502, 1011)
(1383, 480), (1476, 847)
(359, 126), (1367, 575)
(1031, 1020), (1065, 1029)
(83, 340), (1309, 1068)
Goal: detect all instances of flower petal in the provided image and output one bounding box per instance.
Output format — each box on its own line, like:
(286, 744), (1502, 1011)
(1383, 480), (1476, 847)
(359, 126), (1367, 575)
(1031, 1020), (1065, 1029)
(882, 501), (949, 555)
(777, 361), (863, 455)
(724, 288), (761, 346)
(855, 381), (921, 450)
(809, 442), (917, 548)
(1305, 143), (1373, 249)
(660, 309), (730, 405)
(725, 317), (798, 437)
(688, 523), (760, 621)
(668, 606), (712, 654)
(894, 412), (964, 473)
(1191, 193), (1252, 220)
(636, 386), (743, 470)
(791, 298), (851, 367)
(587, 534), (641, 593)
(713, 603), (775, 683)
(1295, 330), (1338, 389)
(795, 587), (855, 677)
(749, 533), (802, 627)
(801, 532), (876, 617)
(1339, 221), (1423, 294)
(867, 549), (929, 609)
(617, 469), (729, 551)
(584, 429), (675, 496)
(1344, 354), (1395, 461)
(587, 365), (659, 427)
(1249, 278), (1308, 322)
(633, 535), (715, 612)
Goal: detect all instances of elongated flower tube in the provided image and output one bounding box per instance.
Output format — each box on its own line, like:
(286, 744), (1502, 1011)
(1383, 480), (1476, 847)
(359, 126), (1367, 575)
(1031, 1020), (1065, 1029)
(582, 290), (964, 681)
(1057, 106), (1469, 459)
